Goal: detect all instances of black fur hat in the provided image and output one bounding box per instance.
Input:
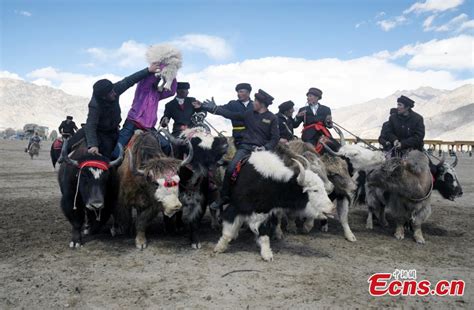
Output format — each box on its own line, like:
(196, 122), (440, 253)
(397, 95), (415, 108)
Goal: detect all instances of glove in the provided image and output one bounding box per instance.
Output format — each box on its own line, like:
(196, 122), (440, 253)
(160, 117), (169, 127)
(325, 115), (333, 128)
(254, 146), (266, 152)
(202, 97), (218, 113)
(394, 140), (401, 149)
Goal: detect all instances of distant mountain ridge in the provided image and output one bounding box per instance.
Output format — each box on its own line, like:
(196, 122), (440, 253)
(332, 84), (473, 140)
(1, 78), (472, 140)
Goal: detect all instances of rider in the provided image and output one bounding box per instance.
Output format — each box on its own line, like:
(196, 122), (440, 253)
(293, 87), (333, 152)
(213, 83), (254, 149)
(111, 70), (177, 158)
(385, 95), (425, 155)
(26, 132), (41, 152)
(195, 89), (279, 210)
(277, 100), (296, 143)
(58, 116), (78, 138)
(160, 82), (203, 137)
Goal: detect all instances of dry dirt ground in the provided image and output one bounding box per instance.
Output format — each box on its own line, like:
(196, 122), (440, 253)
(0, 140), (473, 309)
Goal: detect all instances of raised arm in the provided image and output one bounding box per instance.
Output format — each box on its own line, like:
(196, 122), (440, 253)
(196, 98), (245, 121)
(84, 99), (100, 148)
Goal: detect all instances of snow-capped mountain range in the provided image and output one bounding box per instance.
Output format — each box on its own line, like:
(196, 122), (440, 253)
(0, 78), (472, 141)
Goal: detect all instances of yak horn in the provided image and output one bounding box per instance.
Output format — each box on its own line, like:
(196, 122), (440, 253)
(180, 139), (194, 167)
(322, 142), (342, 157)
(296, 155), (311, 169)
(158, 128), (187, 146)
(61, 140), (79, 167)
(333, 126), (346, 146)
(292, 158), (306, 185)
(109, 143), (124, 167)
(437, 153), (446, 167)
(452, 153), (458, 168)
(128, 149), (145, 176)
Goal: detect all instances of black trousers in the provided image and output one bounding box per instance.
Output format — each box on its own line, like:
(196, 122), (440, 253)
(221, 144), (254, 200)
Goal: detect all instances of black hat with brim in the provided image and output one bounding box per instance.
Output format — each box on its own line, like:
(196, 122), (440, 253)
(255, 89), (274, 106)
(66, 116), (73, 120)
(397, 95), (415, 108)
(278, 101), (295, 113)
(306, 87), (323, 98)
(235, 83), (252, 92)
(177, 82), (190, 90)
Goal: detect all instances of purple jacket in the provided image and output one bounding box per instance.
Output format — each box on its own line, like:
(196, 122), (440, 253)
(127, 75), (177, 129)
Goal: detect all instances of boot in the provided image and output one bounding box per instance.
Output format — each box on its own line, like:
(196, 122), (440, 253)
(209, 172), (231, 210)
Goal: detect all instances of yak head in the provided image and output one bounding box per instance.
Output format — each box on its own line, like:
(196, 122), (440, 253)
(62, 142), (124, 213)
(323, 143), (385, 174)
(128, 148), (186, 217)
(430, 154), (462, 201)
(292, 159), (335, 220)
(162, 127), (228, 172)
(320, 154), (357, 196)
(298, 152), (334, 194)
(322, 126), (385, 174)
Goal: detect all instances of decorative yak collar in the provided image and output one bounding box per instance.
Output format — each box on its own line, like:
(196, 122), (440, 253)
(79, 160), (110, 171)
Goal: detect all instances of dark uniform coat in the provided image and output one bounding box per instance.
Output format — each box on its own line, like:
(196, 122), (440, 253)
(277, 112), (295, 141)
(162, 97), (202, 136)
(58, 121), (78, 136)
(293, 104), (332, 144)
(216, 107), (279, 151)
(219, 99), (254, 146)
(385, 110), (425, 151)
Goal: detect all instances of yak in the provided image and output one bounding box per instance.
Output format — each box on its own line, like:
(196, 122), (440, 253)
(58, 140), (123, 248)
(214, 151), (334, 261)
(115, 131), (189, 249)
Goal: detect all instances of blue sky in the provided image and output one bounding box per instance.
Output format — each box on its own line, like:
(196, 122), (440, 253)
(2, 0), (472, 75)
(1, 0), (473, 109)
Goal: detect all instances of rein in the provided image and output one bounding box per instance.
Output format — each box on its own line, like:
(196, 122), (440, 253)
(72, 160), (109, 215)
(407, 179), (433, 202)
(332, 121), (379, 151)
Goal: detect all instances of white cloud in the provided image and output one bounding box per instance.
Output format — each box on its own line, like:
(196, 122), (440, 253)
(457, 19), (474, 32)
(355, 21), (366, 28)
(0, 70), (23, 80)
(375, 11), (386, 19)
(374, 35), (474, 70)
(179, 57), (471, 111)
(424, 13), (469, 31)
(404, 0), (464, 14)
(27, 66), (122, 97)
(86, 34), (233, 68)
(31, 78), (53, 87)
(170, 34), (233, 60)
(86, 40), (147, 68)
(14, 10), (32, 17)
(10, 33), (472, 133)
(423, 14), (437, 30)
(377, 16), (407, 31)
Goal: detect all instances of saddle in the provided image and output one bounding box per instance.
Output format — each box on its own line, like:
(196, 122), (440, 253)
(230, 156), (251, 183)
(304, 121), (340, 155)
(52, 138), (64, 150)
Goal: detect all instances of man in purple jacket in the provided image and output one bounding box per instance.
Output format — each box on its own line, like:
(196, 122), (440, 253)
(112, 73), (177, 157)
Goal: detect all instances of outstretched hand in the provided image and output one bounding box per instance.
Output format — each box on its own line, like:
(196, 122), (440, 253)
(201, 97), (217, 113)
